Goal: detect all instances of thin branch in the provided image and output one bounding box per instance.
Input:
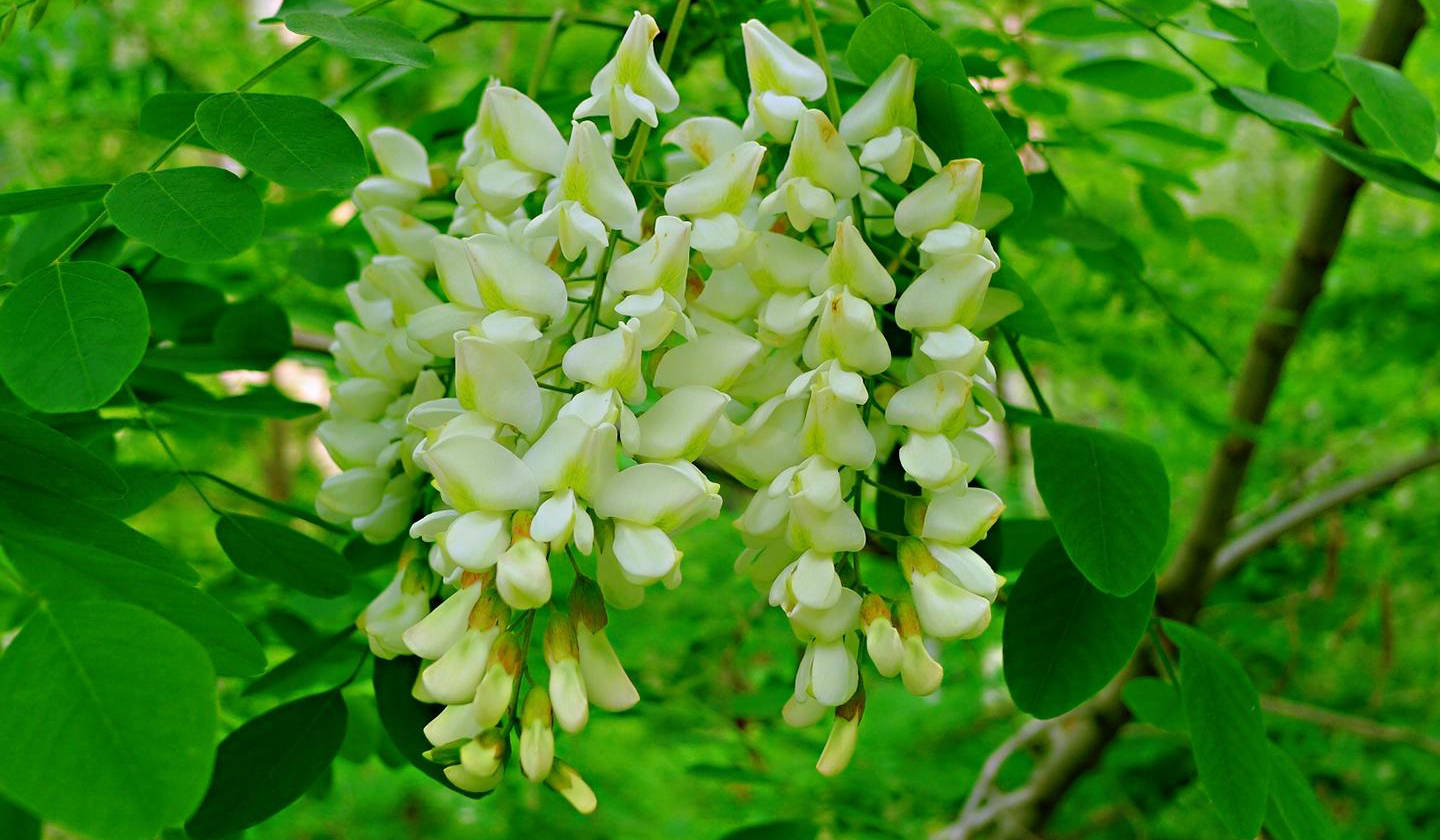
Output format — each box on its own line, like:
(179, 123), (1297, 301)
(1210, 446), (1440, 583)
(1262, 695), (1440, 756)
(1002, 328), (1053, 419)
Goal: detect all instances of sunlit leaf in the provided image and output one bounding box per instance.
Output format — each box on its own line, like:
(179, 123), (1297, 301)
(1062, 58), (1194, 99)
(1249, 0), (1338, 71)
(196, 93), (368, 191)
(846, 2), (966, 83)
(105, 167), (264, 261)
(1335, 54), (1437, 165)
(285, 12), (435, 67)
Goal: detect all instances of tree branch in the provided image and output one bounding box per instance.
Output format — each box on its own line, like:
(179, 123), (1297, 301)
(1262, 695), (1440, 757)
(951, 0), (1430, 833)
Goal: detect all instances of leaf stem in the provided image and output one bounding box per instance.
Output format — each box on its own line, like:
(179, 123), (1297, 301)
(800, 0), (844, 124)
(527, 9), (567, 99)
(127, 386), (221, 515)
(1002, 328), (1053, 419)
(184, 470), (349, 534)
(1148, 619), (1181, 686)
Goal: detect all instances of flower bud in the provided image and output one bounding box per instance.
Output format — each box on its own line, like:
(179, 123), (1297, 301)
(896, 600), (943, 696)
(496, 526), (553, 610)
(473, 632), (523, 729)
(900, 539), (991, 641)
(402, 576), (486, 660)
(817, 683), (864, 777)
(545, 613), (591, 733)
(358, 560), (434, 659)
(861, 594), (903, 678)
(520, 687), (556, 782)
(921, 487), (1005, 547)
(574, 11), (679, 140)
(894, 254), (997, 332)
(455, 729), (508, 791)
(546, 760), (598, 814)
(663, 116), (745, 172)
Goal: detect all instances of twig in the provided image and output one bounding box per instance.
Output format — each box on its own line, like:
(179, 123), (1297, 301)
(1262, 695), (1440, 756)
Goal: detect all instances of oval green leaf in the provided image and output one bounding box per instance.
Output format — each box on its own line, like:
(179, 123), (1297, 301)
(290, 243), (360, 288)
(845, 3), (966, 84)
(1003, 540), (1155, 718)
(0, 601), (217, 840)
(1163, 621), (1270, 838)
(1062, 58), (1194, 99)
(1302, 132), (1440, 203)
(185, 691), (348, 839)
(1030, 420), (1170, 596)
(105, 167), (263, 261)
(1121, 676), (1188, 732)
(1216, 86), (1338, 133)
(1194, 215), (1260, 261)
(1028, 6), (1141, 38)
(0, 795), (39, 840)
(3, 539), (265, 677)
(373, 655), (487, 798)
(0, 261), (148, 413)
(196, 93), (368, 191)
(215, 512), (350, 597)
(0, 184), (111, 216)
(1335, 54), (1437, 165)
(0, 410), (126, 500)
(1265, 740), (1337, 840)
(915, 78), (1033, 220)
(1249, 0), (1339, 71)
(284, 12), (435, 67)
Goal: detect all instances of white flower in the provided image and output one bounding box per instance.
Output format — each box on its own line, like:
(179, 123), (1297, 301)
(861, 594), (903, 678)
(357, 562), (433, 659)
(496, 530), (552, 610)
(894, 159), (984, 240)
(592, 462), (720, 584)
(900, 539), (994, 640)
(402, 578), (485, 659)
(526, 121), (639, 260)
(896, 601), (944, 696)
(458, 82), (566, 213)
(519, 687), (556, 783)
(354, 127), (432, 211)
(663, 140), (766, 259)
(421, 434), (539, 513)
(574, 11), (679, 140)
(894, 253), (997, 332)
(838, 55), (939, 183)
(663, 116), (745, 176)
(758, 109), (861, 230)
(361, 206), (440, 265)
(563, 321), (646, 404)
(740, 19), (827, 141)
(544, 614), (591, 733)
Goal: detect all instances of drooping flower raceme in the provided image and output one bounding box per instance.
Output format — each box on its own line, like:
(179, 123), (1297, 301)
(323, 12), (1021, 814)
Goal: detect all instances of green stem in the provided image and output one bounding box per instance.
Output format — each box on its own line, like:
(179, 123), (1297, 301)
(413, 0), (627, 30)
(127, 387), (221, 515)
(185, 470), (349, 534)
(620, 0), (691, 182)
(800, 0), (844, 124)
(1002, 328), (1053, 419)
(1148, 619), (1181, 686)
(527, 9), (567, 99)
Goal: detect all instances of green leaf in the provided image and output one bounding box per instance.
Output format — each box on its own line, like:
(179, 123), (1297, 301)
(373, 655), (488, 797)
(1265, 741), (1338, 840)
(0, 409), (126, 500)
(196, 93), (368, 191)
(215, 513), (350, 598)
(142, 281), (226, 343)
(915, 78), (1033, 220)
(845, 3), (966, 84)
(244, 626), (364, 698)
(1102, 118), (1226, 152)
(1193, 215), (1260, 261)
(1266, 64), (1351, 123)
(145, 296), (293, 373)
(1003, 541), (1155, 718)
(105, 167), (264, 262)
(0, 478), (197, 582)
(4, 205), (91, 281)
(344, 533), (408, 573)
(1062, 58), (1195, 99)
(162, 385), (322, 420)
(1030, 420), (1170, 596)
(1138, 183), (1190, 235)
(0, 795), (39, 840)
(1122, 676), (1188, 732)
(1163, 621), (1270, 838)
(1352, 107), (1397, 153)
(138, 92), (216, 148)
(1249, 0), (1338, 71)
(0, 601), (217, 840)
(991, 266), (1060, 341)
(1335, 54), (1437, 165)
(290, 243), (359, 288)
(0, 262), (148, 413)
(1302, 132), (1440, 202)
(0, 184), (111, 216)
(720, 820), (818, 840)
(1217, 86), (1337, 133)
(284, 12), (435, 67)
(4, 539), (265, 677)
(1028, 6), (1141, 38)
(1010, 83), (1069, 116)
(185, 691), (348, 839)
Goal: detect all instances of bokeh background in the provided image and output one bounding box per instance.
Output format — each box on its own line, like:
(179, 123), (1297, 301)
(2, 0), (1437, 837)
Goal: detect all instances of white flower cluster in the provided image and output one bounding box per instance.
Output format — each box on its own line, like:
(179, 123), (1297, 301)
(321, 10), (1020, 811)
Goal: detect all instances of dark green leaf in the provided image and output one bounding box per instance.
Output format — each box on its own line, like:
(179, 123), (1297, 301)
(105, 167), (264, 262)
(0, 184), (111, 216)
(215, 513), (350, 597)
(0, 601), (217, 840)
(145, 296), (293, 373)
(1193, 215), (1260, 261)
(373, 655), (488, 797)
(1030, 420), (1170, 596)
(720, 819), (818, 840)
(142, 281), (227, 343)
(244, 626), (364, 698)
(1028, 6), (1141, 38)
(85, 464), (181, 519)
(1122, 676), (1188, 732)
(915, 78), (1033, 219)
(1266, 64), (1351, 123)
(284, 12), (435, 67)
(1138, 183), (1189, 235)
(991, 266), (1060, 341)
(1102, 118), (1226, 152)
(1164, 621), (1270, 838)
(196, 93), (368, 191)
(1302, 132), (1440, 202)
(1133, 0), (1194, 16)
(1216, 86), (1337, 133)
(0, 477), (197, 581)
(0, 795), (39, 840)
(290, 244), (359, 288)
(1004, 541), (1155, 718)
(0, 261), (148, 413)
(4, 205), (90, 281)
(345, 533), (408, 572)
(0, 409), (125, 500)
(1335, 54), (1437, 165)
(990, 517), (1058, 572)
(1062, 58), (1195, 99)
(4, 540), (265, 676)
(845, 2), (966, 84)
(186, 691), (348, 839)
(138, 92), (216, 148)
(1249, 0), (1338, 71)
(1265, 741), (1337, 840)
